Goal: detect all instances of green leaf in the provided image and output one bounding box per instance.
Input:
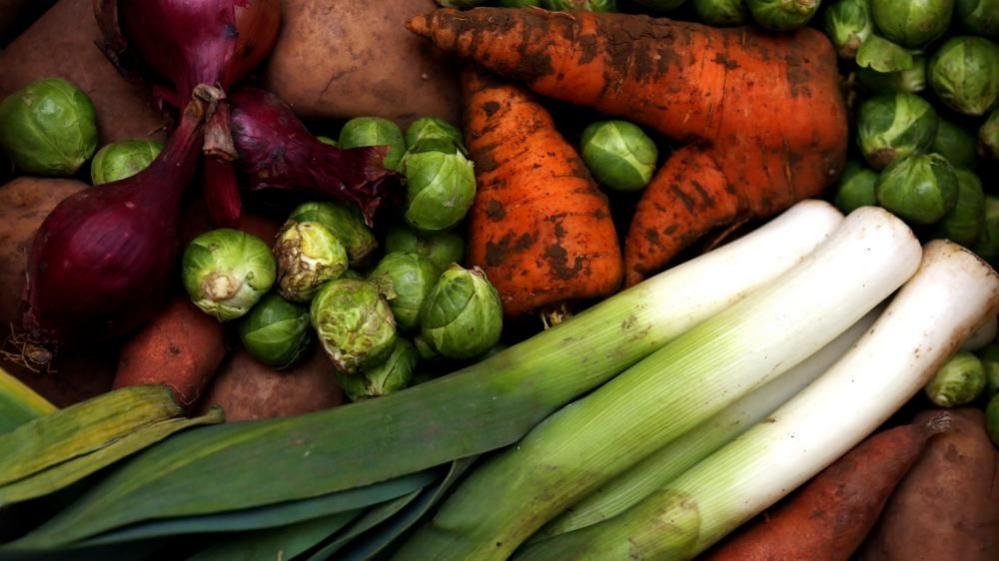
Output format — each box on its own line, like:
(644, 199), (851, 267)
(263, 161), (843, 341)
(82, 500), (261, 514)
(302, 491), (422, 560)
(184, 511), (361, 561)
(856, 35), (916, 73)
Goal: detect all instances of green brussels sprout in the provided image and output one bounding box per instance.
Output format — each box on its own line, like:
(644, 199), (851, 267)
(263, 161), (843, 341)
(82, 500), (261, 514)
(0, 78), (98, 176)
(342, 269), (364, 280)
(823, 0), (873, 59)
(317, 135), (338, 147)
(856, 35), (917, 73)
(287, 201), (377, 266)
(981, 108), (999, 159)
(876, 153), (958, 224)
(871, 0), (954, 48)
(385, 225), (465, 271)
(339, 117), (407, 172)
(274, 221), (348, 302)
(979, 343), (999, 396)
(955, 0), (998, 39)
(369, 252), (440, 331)
(857, 56), (927, 94)
(632, 0), (687, 10)
(338, 338), (418, 401)
(413, 335), (440, 361)
(746, 0), (820, 31)
(935, 168), (985, 245)
(238, 294), (311, 369)
(182, 229), (277, 321)
(403, 144), (477, 232)
(693, 0), (747, 25)
(420, 265), (503, 360)
(924, 351), (986, 407)
(974, 195), (999, 264)
(833, 161), (879, 213)
(857, 93), (938, 169)
(310, 278), (398, 374)
(928, 36), (999, 116)
(581, 120), (658, 192)
(933, 117), (978, 168)
(406, 117), (464, 149)
(90, 139), (163, 185)
(987, 393), (999, 447)
(543, 0), (617, 10)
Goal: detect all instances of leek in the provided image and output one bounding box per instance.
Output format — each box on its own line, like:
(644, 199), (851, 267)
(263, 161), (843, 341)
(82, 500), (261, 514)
(961, 315), (997, 351)
(391, 207), (922, 561)
(535, 307), (880, 541)
(0, 367), (55, 433)
(514, 240), (999, 561)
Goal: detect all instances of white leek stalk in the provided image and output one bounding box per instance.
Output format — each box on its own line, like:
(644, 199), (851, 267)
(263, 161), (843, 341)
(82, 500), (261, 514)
(392, 207), (922, 561)
(962, 314), (997, 351)
(514, 240), (999, 561)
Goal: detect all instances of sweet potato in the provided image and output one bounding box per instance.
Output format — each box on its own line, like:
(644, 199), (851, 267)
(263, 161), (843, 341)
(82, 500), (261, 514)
(0, 0), (55, 45)
(265, 0), (459, 126)
(859, 409), (999, 561)
(201, 348), (345, 422)
(0, 0), (167, 144)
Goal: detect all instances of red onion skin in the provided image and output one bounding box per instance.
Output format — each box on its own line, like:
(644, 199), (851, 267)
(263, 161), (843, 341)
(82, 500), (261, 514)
(229, 87), (397, 225)
(21, 93), (210, 347)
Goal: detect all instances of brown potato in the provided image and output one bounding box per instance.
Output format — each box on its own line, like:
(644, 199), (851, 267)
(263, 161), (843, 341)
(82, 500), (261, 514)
(265, 0), (459, 127)
(202, 348), (345, 422)
(0, 0), (167, 144)
(859, 409), (999, 561)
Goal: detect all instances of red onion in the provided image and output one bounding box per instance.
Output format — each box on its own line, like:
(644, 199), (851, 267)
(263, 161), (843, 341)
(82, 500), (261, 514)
(229, 87), (396, 225)
(21, 87), (218, 348)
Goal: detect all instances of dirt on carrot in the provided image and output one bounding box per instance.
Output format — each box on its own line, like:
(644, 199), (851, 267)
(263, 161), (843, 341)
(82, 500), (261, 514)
(462, 68), (622, 318)
(409, 8), (848, 285)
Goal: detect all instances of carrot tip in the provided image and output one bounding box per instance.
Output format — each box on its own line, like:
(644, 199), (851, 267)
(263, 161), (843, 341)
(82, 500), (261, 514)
(406, 13), (433, 37)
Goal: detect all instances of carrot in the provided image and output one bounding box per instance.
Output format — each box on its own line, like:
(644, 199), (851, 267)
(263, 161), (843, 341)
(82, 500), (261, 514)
(113, 296), (227, 409)
(697, 413), (951, 561)
(463, 68), (622, 318)
(408, 8), (848, 285)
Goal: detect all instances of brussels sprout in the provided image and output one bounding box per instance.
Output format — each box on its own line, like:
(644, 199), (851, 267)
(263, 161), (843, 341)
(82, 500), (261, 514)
(632, 0), (687, 10)
(856, 35), (916, 73)
(317, 135), (338, 147)
(238, 294), (311, 369)
(182, 229), (277, 321)
(834, 161), (879, 213)
(935, 169), (985, 245)
(876, 153), (958, 224)
(693, 0), (747, 25)
(287, 201), (377, 266)
(980, 343), (999, 396)
(955, 0), (998, 39)
(871, 0), (953, 48)
(747, 0), (820, 31)
(987, 393), (999, 447)
(543, 0), (617, 10)
(981, 108), (999, 159)
(924, 351), (986, 407)
(823, 0), (873, 59)
(338, 338), (418, 401)
(310, 278), (398, 374)
(406, 117), (464, 149)
(974, 195), (999, 264)
(414, 336), (440, 361)
(403, 144), (477, 232)
(929, 36), (999, 116)
(369, 252), (440, 331)
(581, 120), (658, 192)
(933, 117), (978, 168)
(385, 226), (465, 271)
(857, 56), (927, 94)
(420, 265), (503, 360)
(857, 93), (938, 169)
(342, 269), (364, 280)
(0, 78), (98, 176)
(90, 139), (163, 185)
(339, 117), (407, 172)
(274, 221), (348, 302)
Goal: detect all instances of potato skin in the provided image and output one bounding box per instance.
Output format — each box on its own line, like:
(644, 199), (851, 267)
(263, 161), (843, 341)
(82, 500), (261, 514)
(859, 409), (999, 561)
(0, 0), (166, 144)
(202, 348), (345, 422)
(265, 0), (459, 126)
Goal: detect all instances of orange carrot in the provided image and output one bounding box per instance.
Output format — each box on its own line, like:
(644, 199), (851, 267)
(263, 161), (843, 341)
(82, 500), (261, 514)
(463, 68), (622, 318)
(408, 8), (848, 285)
(113, 296), (227, 409)
(698, 414), (951, 561)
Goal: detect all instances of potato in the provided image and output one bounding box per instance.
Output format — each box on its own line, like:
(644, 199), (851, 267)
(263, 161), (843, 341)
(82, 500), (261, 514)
(0, 0), (167, 144)
(202, 348), (345, 422)
(265, 0), (460, 126)
(859, 409), (999, 561)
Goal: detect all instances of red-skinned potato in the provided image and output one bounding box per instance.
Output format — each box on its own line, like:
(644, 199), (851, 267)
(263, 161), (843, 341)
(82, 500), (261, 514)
(264, 0), (459, 126)
(0, 0), (167, 144)
(201, 348), (345, 422)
